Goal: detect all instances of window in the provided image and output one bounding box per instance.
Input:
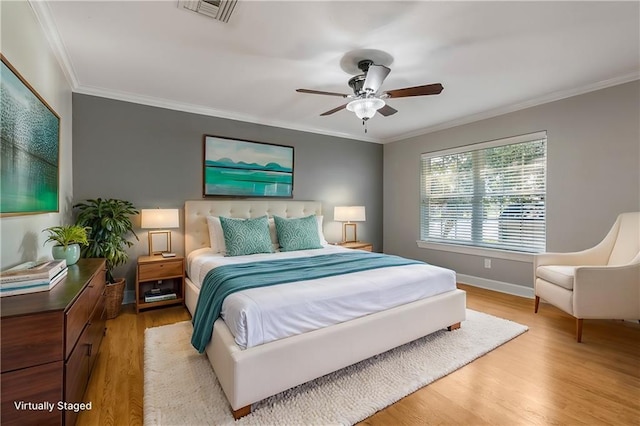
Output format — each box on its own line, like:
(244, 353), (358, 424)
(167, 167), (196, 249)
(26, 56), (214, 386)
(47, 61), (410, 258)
(420, 131), (547, 253)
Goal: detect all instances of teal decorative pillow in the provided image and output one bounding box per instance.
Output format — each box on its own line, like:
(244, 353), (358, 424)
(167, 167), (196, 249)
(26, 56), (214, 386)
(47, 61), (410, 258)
(274, 215), (323, 252)
(219, 215), (273, 256)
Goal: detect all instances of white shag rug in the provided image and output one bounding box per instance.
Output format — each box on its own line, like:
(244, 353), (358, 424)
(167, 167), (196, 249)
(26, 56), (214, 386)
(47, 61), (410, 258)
(144, 310), (527, 425)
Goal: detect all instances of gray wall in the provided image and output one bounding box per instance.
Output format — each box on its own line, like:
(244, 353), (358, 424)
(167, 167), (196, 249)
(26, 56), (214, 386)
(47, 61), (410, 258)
(73, 94), (383, 296)
(384, 81), (640, 289)
(0, 1), (74, 269)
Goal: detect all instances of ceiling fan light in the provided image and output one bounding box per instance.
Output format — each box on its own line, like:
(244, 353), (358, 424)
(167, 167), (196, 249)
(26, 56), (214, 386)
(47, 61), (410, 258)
(346, 98), (385, 120)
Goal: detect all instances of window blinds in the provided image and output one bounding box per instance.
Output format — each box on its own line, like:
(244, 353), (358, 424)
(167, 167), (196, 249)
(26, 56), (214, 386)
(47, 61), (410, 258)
(420, 131), (547, 253)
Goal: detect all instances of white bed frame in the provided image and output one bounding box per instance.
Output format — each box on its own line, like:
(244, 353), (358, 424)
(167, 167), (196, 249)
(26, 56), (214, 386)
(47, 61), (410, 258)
(184, 200), (466, 419)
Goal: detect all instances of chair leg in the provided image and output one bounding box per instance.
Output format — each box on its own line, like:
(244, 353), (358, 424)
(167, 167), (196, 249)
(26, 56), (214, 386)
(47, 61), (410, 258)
(534, 296), (540, 313)
(576, 318), (583, 343)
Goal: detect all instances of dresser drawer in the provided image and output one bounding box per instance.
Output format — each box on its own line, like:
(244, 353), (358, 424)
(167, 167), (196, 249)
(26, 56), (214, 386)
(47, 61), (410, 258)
(0, 311), (64, 373)
(1, 361), (63, 425)
(139, 260), (183, 281)
(86, 293), (106, 373)
(65, 325), (90, 426)
(65, 285), (93, 359)
(65, 321), (91, 400)
(86, 268), (106, 305)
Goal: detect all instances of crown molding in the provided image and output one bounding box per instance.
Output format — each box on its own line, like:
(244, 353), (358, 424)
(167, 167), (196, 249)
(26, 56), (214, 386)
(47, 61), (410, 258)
(29, 0), (376, 144)
(29, 0), (79, 89)
(29, 0), (638, 146)
(79, 71), (637, 146)
(74, 85), (379, 143)
(382, 72), (640, 144)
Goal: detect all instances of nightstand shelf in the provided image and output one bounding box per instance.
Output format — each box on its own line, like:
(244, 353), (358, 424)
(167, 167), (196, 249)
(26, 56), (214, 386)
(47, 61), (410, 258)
(136, 255), (185, 313)
(338, 242), (373, 252)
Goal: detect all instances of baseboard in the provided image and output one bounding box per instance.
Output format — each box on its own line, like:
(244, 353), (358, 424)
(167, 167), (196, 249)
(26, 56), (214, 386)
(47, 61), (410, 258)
(457, 274), (535, 299)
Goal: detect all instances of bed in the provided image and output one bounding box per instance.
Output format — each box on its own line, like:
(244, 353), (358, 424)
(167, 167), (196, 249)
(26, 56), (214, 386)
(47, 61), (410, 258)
(183, 200), (466, 419)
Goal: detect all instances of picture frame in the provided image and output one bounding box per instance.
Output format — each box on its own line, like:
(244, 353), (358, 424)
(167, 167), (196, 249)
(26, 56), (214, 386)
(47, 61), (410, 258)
(203, 135), (294, 198)
(1, 54), (60, 216)
(148, 231), (172, 255)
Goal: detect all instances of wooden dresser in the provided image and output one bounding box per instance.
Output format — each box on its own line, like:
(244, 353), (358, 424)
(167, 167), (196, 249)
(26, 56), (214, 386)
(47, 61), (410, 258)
(1, 258), (107, 426)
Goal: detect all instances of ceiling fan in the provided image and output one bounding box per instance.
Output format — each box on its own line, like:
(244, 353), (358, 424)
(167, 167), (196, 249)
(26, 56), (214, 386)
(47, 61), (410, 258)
(296, 59), (443, 126)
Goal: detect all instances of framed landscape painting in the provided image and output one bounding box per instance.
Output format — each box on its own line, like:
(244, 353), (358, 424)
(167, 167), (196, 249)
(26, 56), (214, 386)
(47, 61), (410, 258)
(203, 135), (294, 198)
(1, 54), (60, 216)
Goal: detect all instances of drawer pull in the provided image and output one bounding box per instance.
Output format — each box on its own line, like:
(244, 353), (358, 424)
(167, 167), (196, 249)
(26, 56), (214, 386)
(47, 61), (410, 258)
(87, 343), (93, 357)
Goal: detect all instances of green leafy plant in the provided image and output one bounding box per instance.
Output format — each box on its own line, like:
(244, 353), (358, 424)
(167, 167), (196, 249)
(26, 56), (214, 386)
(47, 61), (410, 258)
(74, 198), (139, 283)
(43, 225), (91, 249)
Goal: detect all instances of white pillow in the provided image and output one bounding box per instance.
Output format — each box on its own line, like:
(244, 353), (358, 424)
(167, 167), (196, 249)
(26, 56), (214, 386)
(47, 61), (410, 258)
(206, 216), (226, 254)
(316, 215), (328, 245)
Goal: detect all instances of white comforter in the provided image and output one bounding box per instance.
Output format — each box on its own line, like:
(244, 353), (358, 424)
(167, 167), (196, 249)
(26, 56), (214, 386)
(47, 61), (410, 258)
(187, 245), (456, 349)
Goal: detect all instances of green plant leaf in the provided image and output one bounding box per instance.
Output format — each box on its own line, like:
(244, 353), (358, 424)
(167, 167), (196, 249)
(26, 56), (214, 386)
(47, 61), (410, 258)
(43, 225), (90, 249)
(74, 198), (139, 283)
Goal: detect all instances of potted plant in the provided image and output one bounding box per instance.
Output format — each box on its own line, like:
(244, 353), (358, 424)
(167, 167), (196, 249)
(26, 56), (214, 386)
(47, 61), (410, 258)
(74, 198), (139, 319)
(43, 225), (91, 265)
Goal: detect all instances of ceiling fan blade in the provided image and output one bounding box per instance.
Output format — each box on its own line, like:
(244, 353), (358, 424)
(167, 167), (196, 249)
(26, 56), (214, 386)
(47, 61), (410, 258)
(320, 104), (347, 116)
(363, 64), (390, 94)
(385, 83), (443, 98)
(296, 88), (349, 98)
(377, 104), (398, 117)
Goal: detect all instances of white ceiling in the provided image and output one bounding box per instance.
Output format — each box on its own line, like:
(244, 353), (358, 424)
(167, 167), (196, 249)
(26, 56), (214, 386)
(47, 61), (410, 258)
(37, 1), (639, 143)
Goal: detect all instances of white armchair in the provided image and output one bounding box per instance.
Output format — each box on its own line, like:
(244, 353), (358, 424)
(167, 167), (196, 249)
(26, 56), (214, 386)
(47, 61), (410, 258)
(534, 212), (640, 342)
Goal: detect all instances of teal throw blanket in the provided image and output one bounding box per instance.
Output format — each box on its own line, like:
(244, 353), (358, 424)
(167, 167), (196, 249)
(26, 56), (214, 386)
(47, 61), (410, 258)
(191, 251), (423, 352)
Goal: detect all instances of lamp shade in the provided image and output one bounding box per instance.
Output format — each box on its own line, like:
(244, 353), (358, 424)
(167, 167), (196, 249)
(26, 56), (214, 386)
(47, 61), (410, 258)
(346, 98), (385, 120)
(334, 206), (366, 222)
(140, 209), (179, 229)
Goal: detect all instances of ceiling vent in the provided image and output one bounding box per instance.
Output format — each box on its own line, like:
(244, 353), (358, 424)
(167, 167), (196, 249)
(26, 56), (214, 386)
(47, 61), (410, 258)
(178, 0), (237, 23)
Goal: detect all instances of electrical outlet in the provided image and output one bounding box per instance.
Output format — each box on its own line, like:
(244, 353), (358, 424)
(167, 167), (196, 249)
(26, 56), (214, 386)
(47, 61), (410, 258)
(484, 258), (492, 269)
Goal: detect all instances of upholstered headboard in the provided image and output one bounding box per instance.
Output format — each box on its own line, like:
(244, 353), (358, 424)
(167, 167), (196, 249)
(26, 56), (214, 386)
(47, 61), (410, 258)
(184, 200), (322, 255)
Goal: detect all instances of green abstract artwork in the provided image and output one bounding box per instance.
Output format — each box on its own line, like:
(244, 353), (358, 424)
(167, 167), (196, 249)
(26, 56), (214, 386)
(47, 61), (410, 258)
(1, 56), (60, 215)
(203, 135), (294, 198)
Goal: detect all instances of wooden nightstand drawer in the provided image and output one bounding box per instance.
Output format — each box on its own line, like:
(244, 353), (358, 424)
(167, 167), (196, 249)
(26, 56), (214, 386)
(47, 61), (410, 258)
(138, 260), (183, 281)
(136, 256), (185, 313)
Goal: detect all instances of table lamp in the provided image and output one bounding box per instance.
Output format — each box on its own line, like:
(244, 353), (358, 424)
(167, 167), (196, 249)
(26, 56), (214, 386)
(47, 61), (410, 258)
(140, 208), (180, 257)
(334, 206), (366, 243)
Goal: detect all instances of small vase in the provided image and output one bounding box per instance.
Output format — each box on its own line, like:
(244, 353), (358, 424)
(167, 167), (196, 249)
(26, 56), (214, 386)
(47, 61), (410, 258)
(52, 243), (81, 265)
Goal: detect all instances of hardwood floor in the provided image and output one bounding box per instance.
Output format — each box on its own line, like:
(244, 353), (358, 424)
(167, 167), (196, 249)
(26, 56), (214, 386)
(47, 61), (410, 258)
(78, 305), (190, 426)
(78, 285), (640, 425)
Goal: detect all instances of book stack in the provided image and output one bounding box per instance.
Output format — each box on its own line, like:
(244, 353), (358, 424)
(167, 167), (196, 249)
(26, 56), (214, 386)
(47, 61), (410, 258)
(0, 259), (68, 297)
(144, 288), (177, 303)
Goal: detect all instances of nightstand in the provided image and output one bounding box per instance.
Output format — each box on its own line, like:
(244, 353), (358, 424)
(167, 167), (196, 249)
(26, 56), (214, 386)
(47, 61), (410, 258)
(136, 255), (185, 313)
(338, 242), (373, 252)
